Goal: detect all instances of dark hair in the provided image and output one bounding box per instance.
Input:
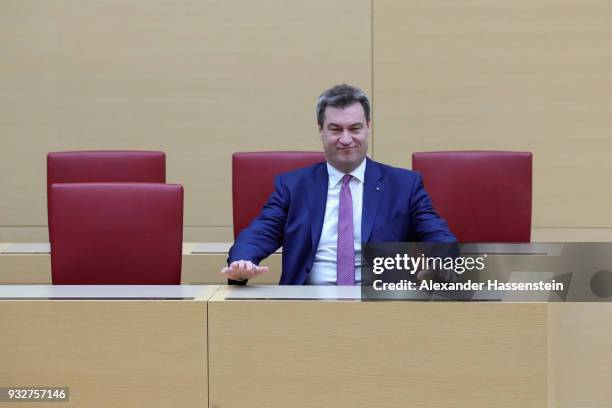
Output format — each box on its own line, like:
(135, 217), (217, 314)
(316, 84), (371, 129)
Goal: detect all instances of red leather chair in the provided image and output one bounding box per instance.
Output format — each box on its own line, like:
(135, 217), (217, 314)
(412, 151), (532, 243)
(49, 183), (183, 284)
(232, 151), (325, 239)
(47, 150), (166, 222)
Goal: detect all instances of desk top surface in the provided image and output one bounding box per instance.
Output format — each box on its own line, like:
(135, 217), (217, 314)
(215, 285), (363, 300)
(0, 285), (364, 301)
(0, 242), (283, 255)
(0, 285), (219, 299)
(0, 285), (510, 301)
(213, 285), (509, 301)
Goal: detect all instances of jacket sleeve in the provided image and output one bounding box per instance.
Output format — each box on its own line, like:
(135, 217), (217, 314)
(227, 174), (289, 271)
(409, 173), (457, 243)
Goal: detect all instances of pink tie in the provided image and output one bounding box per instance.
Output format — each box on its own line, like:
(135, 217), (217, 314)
(337, 175), (355, 285)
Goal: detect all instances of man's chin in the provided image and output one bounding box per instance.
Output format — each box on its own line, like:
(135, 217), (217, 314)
(330, 157), (362, 172)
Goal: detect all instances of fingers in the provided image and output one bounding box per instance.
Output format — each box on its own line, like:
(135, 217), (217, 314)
(220, 260), (269, 281)
(251, 265), (269, 278)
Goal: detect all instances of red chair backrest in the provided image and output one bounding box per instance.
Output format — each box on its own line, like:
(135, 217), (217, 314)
(49, 183), (183, 284)
(412, 151), (532, 243)
(47, 150), (165, 190)
(47, 151), (166, 223)
(232, 151), (325, 239)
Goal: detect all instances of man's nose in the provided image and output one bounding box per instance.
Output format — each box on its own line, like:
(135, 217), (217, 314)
(339, 131), (352, 145)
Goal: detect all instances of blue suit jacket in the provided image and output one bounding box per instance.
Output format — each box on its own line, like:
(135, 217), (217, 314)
(228, 157), (456, 284)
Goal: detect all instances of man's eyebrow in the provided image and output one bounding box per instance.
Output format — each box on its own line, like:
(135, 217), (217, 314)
(327, 122), (363, 128)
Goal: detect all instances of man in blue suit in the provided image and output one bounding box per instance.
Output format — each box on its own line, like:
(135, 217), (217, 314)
(222, 84), (456, 285)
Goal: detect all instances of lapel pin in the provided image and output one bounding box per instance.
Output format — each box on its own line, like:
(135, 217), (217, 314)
(376, 186), (380, 191)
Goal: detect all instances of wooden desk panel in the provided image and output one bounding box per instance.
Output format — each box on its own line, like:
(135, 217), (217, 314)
(0, 285), (218, 408)
(208, 286), (547, 408)
(0, 243), (282, 284)
(548, 303), (612, 408)
(0, 254), (50, 284)
(4, 285), (612, 406)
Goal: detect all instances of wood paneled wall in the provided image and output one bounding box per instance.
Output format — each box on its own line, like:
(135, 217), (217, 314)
(2, 0), (611, 241)
(0, 0), (371, 241)
(373, 0), (612, 241)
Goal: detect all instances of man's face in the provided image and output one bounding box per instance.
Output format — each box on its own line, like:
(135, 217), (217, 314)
(319, 102), (370, 173)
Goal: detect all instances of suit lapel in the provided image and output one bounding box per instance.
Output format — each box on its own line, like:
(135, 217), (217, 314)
(362, 158), (384, 242)
(307, 163), (328, 252)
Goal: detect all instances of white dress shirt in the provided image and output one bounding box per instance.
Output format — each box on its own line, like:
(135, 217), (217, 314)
(306, 158), (366, 285)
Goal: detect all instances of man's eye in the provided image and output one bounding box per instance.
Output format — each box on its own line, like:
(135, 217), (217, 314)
(350, 127), (362, 133)
(329, 128), (342, 134)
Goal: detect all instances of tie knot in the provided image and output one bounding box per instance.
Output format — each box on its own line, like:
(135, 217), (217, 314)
(341, 174), (352, 187)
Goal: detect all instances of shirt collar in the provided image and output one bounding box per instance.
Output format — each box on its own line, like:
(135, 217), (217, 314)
(327, 157), (367, 188)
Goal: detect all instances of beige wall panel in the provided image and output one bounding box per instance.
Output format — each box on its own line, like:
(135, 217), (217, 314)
(0, 227), (46, 242)
(183, 226), (233, 242)
(532, 227), (612, 242)
(0, 0), (371, 240)
(373, 1), (612, 229)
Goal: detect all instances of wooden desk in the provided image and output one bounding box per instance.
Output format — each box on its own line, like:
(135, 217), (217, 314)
(0, 285), (219, 408)
(548, 303), (612, 408)
(208, 286), (547, 408)
(0, 242), (282, 284)
(1, 284), (611, 407)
